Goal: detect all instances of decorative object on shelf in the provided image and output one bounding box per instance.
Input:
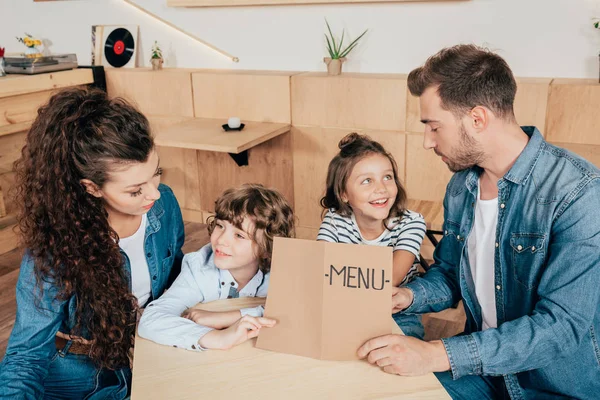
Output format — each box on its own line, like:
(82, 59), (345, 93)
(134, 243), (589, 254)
(222, 117), (245, 131)
(150, 41), (164, 70)
(101, 25), (138, 69)
(0, 47), (5, 77)
(16, 33), (43, 58)
(323, 19), (367, 76)
(594, 18), (600, 83)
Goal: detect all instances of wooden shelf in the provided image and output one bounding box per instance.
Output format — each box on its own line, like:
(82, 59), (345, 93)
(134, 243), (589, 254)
(154, 118), (291, 154)
(168, 0), (459, 7)
(0, 121), (31, 138)
(0, 69), (94, 99)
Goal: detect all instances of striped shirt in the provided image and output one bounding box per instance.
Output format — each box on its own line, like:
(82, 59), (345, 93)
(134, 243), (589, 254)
(317, 209), (426, 285)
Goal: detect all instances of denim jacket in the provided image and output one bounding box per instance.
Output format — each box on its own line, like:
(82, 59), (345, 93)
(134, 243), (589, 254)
(405, 127), (600, 399)
(0, 184), (184, 399)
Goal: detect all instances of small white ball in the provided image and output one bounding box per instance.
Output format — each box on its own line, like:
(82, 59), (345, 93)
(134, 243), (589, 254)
(228, 117), (241, 129)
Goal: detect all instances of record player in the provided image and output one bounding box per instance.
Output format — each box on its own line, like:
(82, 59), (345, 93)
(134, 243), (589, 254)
(3, 54), (78, 75)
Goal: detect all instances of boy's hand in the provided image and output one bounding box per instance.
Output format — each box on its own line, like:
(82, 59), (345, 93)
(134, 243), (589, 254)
(392, 287), (414, 314)
(182, 309), (241, 330)
(198, 315), (276, 350)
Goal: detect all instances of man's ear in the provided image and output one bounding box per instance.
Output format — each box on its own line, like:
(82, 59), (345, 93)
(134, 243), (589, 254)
(80, 179), (103, 198)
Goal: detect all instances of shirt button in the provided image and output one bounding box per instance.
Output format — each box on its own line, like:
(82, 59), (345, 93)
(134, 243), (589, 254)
(147, 252), (152, 258)
(531, 246), (536, 251)
(152, 275), (157, 280)
(221, 282), (225, 286)
(495, 242), (499, 248)
(230, 282), (235, 286)
(500, 203), (505, 209)
(517, 245), (523, 251)
(445, 230), (448, 235)
(192, 345), (196, 350)
(496, 285), (501, 290)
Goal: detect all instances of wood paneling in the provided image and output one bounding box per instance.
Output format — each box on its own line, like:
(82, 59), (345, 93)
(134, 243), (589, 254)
(550, 142), (600, 168)
(196, 132), (294, 212)
(0, 69), (93, 99)
(292, 126), (406, 230)
(106, 69), (195, 117)
(405, 133), (453, 202)
(292, 73), (407, 131)
(546, 79), (600, 145)
(192, 71), (295, 123)
(0, 91), (54, 137)
(513, 78), (551, 133)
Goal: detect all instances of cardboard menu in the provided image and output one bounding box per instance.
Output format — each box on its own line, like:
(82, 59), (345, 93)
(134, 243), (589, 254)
(256, 237), (393, 361)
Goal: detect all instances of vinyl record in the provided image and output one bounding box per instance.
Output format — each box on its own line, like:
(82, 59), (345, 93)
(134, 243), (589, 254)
(104, 28), (135, 68)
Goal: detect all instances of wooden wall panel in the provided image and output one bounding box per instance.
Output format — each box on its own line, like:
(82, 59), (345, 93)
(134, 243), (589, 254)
(550, 142), (600, 168)
(405, 93), (422, 134)
(195, 132), (294, 212)
(106, 69), (195, 117)
(405, 133), (453, 202)
(546, 79), (600, 145)
(292, 126), (406, 231)
(192, 71), (294, 123)
(292, 73), (407, 131)
(513, 78), (551, 133)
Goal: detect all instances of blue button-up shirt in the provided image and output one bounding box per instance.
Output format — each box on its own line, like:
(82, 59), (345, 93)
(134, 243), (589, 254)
(405, 127), (600, 399)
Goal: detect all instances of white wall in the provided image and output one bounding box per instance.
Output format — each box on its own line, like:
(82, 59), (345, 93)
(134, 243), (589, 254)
(2, 0), (600, 78)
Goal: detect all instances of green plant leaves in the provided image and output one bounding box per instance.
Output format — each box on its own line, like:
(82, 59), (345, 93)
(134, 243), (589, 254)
(324, 18), (367, 60)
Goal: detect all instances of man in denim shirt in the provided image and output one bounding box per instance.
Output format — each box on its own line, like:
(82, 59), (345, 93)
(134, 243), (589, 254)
(358, 44), (600, 399)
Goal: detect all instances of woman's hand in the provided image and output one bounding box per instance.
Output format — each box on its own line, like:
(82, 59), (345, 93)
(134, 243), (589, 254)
(181, 309), (241, 330)
(198, 315), (276, 350)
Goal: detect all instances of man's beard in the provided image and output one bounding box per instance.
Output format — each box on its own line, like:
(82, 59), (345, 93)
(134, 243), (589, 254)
(438, 124), (486, 172)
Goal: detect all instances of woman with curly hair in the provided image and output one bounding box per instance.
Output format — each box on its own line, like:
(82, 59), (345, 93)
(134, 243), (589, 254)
(0, 87), (184, 399)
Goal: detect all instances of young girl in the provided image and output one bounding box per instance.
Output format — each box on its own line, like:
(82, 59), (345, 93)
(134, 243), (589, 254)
(318, 132), (426, 338)
(0, 88), (184, 399)
(138, 183), (295, 351)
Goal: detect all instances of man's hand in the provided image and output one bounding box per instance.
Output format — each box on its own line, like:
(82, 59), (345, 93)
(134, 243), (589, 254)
(392, 287), (414, 314)
(357, 334), (450, 376)
(198, 315), (276, 350)
(182, 309), (241, 330)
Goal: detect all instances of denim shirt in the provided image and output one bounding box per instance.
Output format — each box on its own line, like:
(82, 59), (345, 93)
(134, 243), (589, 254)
(405, 127), (600, 399)
(138, 243), (268, 351)
(0, 184), (184, 399)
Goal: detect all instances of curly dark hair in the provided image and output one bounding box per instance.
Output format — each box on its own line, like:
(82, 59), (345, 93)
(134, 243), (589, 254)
(14, 87), (154, 370)
(320, 132), (407, 229)
(207, 184), (295, 273)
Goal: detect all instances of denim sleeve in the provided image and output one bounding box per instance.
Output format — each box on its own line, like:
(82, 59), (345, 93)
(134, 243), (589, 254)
(403, 192), (462, 314)
(443, 178), (600, 379)
(163, 184), (185, 288)
(138, 252), (212, 352)
(0, 253), (65, 399)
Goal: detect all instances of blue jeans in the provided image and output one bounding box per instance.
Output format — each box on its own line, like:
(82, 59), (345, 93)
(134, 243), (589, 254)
(434, 371), (510, 400)
(392, 312), (424, 339)
(42, 345), (130, 400)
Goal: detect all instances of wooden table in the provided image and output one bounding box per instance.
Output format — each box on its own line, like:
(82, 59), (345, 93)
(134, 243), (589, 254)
(154, 117), (291, 166)
(132, 298), (450, 399)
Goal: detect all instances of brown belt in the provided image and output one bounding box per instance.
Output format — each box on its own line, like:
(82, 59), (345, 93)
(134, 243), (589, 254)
(55, 335), (91, 356)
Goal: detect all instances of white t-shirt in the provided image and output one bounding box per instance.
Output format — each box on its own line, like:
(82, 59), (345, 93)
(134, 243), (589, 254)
(467, 184), (498, 330)
(119, 214), (152, 307)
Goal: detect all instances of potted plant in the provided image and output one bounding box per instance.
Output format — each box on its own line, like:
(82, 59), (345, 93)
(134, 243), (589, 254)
(150, 41), (164, 71)
(324, 19), (367, 76)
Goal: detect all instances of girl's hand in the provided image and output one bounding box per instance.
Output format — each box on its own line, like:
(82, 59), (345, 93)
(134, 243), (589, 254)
(392, 287), (414, 314)
(182, 309), (241, 330)
(198, 315), (276, 350)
